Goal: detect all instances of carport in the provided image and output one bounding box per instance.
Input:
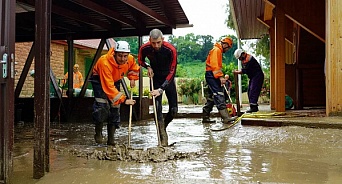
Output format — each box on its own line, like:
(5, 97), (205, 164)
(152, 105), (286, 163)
(0, 0), (190, 183)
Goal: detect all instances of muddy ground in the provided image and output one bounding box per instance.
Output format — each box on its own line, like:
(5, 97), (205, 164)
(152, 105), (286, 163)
(12, 113), (342, 184)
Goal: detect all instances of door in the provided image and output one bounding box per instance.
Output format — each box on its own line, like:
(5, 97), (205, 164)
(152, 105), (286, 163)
(0, 0), (16, 183)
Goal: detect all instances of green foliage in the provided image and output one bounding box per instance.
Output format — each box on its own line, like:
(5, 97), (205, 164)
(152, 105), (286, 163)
(222, 63), (248, 96)
(225, 3), (235, 31)
(143, 88), (150, 97)
(176, 61), (205, 78)
(177, 78), (202, 105)
(248, 35), (270, 67)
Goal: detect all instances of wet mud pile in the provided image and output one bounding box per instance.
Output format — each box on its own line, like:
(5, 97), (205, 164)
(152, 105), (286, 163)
(54, 144), (205, 163)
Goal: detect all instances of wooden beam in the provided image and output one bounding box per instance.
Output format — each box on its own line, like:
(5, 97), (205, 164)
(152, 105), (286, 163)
(264, 1), (274, 21)
(257, 16), (272, 28)
(275, 3), (286, 112)
(121, 0), (173, 28)
(70, 0), (139, 28)
(33, 0), (51, 179)
(269, 23), (275, 110)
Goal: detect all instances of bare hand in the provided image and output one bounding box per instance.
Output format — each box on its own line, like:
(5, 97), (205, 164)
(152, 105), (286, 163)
(125, 99), (136, 105)
(150, 88), (162, 97)
(130, 80), (136, 88)
(147, 67), (154, 78)
(233, 70), (242, 74)
(219, 77), (226, 85)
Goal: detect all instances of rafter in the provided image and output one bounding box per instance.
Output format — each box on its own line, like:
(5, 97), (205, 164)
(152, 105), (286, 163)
(121, 0), (173, 28)
(70, 0), (138, 28)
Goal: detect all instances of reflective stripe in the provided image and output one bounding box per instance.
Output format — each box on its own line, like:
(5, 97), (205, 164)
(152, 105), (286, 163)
(95, 98), (108, 103)
(213, 92), (224, 96)
(217, 91), (224, 95)
(112, 104), (120, 108)
(111, 92), (124, 104)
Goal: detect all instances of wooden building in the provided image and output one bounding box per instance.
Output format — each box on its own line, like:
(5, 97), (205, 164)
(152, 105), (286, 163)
(229, 0), (341, 116)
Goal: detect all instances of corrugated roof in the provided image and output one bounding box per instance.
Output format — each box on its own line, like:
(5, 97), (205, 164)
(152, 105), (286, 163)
(230, 0), (269, 39)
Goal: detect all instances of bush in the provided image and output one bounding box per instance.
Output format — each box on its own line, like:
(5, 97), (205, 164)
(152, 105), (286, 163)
(177, 78), (202, 104)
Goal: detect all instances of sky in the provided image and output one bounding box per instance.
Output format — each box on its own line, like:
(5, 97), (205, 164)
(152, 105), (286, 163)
(172, 0), (236, 40)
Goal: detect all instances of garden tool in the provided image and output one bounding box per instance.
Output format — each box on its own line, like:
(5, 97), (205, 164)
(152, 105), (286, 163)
(151, 78), (162, 147)
(234, 72), (242, 116)
(127, 90), (133, 148)
(223, 85), (236, 117)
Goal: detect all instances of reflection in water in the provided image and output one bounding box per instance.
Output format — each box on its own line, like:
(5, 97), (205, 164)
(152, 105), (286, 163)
(12, 117), (342, 184)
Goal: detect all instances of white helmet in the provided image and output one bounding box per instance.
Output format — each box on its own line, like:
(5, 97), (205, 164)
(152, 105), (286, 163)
(234, 49), (244, 59)
(29, 69), (35, 77)
(115, 41), (130, 53)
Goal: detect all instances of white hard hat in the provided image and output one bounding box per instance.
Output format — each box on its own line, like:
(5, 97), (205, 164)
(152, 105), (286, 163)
(29, 69), (35, 77)
(115, 41), (130, 53)
(234, 49), (244, 59)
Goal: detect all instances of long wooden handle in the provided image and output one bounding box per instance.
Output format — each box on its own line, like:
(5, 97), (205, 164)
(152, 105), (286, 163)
(223, 85), (233, 103)
(234, 72), (241, 116)
(128, 90), (133, 148)
(151, 78), (161, 146)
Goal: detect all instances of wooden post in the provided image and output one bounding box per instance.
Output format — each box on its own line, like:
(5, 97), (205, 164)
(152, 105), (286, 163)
(325, 0), (342, 116)
(275, 2), (286, 112)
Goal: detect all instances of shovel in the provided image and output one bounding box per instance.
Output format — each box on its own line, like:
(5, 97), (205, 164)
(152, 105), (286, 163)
(151, 78), (162, 147)
(127, 89), (133, 148)
(223, 85), (237, 117)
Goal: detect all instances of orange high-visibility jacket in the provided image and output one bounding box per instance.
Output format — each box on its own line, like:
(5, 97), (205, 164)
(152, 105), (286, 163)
(205, 42), (224, 79)
(64, 71), (84, 89)
(93, 48), (140, 106)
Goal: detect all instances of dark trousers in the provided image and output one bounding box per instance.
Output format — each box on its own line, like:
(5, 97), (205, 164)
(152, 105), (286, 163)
(248, 73), (264, 105)
(91, 76), (121, 128)
(152, 76), (178, 124)
(203, 71), (226, 113)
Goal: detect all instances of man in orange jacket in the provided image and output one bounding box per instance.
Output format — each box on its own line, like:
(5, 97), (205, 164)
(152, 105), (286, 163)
(202, 37), (236, 123)
(91, 40), (140, 145)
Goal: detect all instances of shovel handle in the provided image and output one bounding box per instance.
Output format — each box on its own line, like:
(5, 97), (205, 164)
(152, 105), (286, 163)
(234, 72), (241, 116)
(151, 78), (161, 146)
(128, 90), (133, 148)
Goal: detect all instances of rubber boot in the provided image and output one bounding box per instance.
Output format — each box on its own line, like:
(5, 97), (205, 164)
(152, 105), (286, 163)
(202, 110), (215, 123)
(246, 104), (259, 113)
(94, 122), (104, 144)
(219, 109), (236, 124)
(158, 120), (168, 147)
(107, 124), (116, 146)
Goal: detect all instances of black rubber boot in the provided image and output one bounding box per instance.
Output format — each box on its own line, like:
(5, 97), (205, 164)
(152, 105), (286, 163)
(219, 109), (236, 124)
(107, 124), (116, 146)
(246, 104), (259, 113)
(158, 120), (168, 147)
(94, 122), (104, 144)
(202, 110), (215, 123)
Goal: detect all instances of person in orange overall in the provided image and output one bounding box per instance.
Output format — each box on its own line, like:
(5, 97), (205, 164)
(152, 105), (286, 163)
(63, 64), (84, 89)
(90, 40), (140, 145)
(202, 37), (236, 124)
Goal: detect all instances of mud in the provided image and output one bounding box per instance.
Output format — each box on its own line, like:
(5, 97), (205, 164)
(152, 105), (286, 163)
(56, 144), (205, 163)
(12, 113), (342, 184)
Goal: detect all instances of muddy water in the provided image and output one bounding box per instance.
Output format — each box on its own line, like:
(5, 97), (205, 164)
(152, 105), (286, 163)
(13, 118), (342, 184)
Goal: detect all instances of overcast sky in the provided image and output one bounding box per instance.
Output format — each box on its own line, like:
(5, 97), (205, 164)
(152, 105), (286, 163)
(172, 0), (236, 41)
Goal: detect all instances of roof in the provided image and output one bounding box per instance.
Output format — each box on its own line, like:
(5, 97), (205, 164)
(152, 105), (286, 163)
(229, 0), (269, 39)
(15, 0), (190, 42)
